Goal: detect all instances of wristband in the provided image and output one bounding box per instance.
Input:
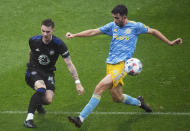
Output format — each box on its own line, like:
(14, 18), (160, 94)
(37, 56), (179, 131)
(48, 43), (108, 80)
(75, 80), (80, 84)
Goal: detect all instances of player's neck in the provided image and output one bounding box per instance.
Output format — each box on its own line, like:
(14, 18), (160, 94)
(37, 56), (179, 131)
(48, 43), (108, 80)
(42, 37), (52, 45)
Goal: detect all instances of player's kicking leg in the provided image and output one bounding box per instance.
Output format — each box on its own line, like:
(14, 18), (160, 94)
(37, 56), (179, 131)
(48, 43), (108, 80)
(110, 85), (152, 112)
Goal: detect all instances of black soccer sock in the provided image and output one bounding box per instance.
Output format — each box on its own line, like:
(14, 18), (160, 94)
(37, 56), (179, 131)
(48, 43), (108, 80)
(27, 91), (45, 113)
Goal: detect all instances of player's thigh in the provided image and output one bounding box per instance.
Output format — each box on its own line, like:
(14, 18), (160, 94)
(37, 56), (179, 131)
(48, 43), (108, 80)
(34, 71), (55, 91)
(25, 69), (46, 90)
(94, 74), (113, 95)
(109, 84), (123, 102)
(44, 74), (55, 91)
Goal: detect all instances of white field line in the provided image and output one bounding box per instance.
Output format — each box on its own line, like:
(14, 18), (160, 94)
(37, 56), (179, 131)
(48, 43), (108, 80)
(0, 111), (190, 116)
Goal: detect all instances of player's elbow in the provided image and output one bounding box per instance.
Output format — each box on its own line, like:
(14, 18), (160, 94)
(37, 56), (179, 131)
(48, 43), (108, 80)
(89, 29), (101, 36)
(148, 28), (158, 35)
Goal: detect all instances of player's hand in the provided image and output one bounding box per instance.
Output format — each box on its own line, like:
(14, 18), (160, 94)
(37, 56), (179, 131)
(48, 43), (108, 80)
(66, 32), (74, 39)
(169, 38), (183, 46)
(76, 83), (84, 95)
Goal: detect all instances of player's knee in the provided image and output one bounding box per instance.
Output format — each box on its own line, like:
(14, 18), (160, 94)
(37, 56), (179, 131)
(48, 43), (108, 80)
(43, 92), (54, 105)
(112, 96), (123, 103)
(47, 99), (53, 104)
(34, 80), (46, 89)
(43, 97), (53, 105)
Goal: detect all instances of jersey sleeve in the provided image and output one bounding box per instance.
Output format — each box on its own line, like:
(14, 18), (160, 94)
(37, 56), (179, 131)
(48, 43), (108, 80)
(52, 36), (70, 58)
(136, 22), (149, 35)
(29, 38), (35, 51)
(58, 42), (70, 58)
(99, 22), (114, 36)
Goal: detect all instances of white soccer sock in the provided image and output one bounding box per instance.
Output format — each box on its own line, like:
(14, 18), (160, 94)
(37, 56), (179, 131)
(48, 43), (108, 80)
(79, 115), (84, 122)
(26, 113), (34, 121)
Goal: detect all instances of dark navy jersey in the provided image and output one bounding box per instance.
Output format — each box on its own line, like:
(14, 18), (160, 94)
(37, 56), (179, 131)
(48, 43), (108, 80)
(27, 35), (70, 72)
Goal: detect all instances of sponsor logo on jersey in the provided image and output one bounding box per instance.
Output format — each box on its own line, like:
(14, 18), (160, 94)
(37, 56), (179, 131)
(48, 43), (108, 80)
(113, 35), (130, 41)
(38, 54), (50, 65)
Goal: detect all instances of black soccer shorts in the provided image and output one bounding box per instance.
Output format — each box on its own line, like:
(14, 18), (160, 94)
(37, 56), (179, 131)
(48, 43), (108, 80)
(25, 68), (55, 91)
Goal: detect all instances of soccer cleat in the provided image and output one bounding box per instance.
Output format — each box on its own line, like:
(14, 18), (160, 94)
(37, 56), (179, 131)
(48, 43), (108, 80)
(137, 96), (152, 112)
(24, 120), (36, 128)
(37, 105), (46, 114)
(68, 116), (82, 128)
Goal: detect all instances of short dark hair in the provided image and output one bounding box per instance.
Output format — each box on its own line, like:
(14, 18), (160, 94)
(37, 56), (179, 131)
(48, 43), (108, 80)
(111, 5), (128, 16)
(41, 19), (54, 28)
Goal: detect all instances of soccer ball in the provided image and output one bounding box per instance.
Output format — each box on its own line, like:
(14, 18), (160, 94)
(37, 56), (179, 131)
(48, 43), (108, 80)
(124, 58), (142, 76)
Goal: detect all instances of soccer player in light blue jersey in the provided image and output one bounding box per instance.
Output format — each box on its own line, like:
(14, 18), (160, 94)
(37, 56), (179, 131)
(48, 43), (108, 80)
(66, 5), (182, 128)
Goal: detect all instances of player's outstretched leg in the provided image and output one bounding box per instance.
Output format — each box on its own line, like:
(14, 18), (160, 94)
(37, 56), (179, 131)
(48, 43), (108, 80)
(137, 96), (152, 112)
(68, 94), (101, 128)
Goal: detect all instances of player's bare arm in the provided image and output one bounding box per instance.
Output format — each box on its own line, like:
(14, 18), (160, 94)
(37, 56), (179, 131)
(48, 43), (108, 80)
(66, 28), (101, 39)
(64, 56), (84, 95)
(148, 28), (183, 46)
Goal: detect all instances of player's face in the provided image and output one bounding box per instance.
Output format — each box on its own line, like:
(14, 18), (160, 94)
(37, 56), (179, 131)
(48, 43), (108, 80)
(41, 25), (54, 43)
(112, 13), (126, 27)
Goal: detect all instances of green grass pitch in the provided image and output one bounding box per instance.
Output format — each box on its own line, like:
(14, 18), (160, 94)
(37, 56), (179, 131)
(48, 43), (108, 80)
(0, 0), (190, 130)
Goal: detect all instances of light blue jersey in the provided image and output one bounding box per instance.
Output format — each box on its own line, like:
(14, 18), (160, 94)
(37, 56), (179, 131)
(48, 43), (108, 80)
(99, 21), (149, 64)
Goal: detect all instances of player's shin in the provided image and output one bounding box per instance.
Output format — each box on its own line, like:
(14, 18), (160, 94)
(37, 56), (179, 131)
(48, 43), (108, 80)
(122, 94), (140, 106)
(27, 88), (46, 115)
(79, 94), (101, 122)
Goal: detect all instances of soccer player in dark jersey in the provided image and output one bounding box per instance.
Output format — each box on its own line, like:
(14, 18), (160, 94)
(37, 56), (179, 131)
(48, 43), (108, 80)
(24, 19), (84, 128)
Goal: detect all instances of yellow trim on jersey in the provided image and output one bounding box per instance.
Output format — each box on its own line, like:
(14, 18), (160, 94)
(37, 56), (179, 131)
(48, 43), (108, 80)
(106, 61), (127, 88)
(128, 20), (136, 24)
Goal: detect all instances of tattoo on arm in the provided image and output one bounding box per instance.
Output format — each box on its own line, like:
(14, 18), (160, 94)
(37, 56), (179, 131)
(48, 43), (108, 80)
(68, 64), (78, 80)
(64, 57), (79, 80)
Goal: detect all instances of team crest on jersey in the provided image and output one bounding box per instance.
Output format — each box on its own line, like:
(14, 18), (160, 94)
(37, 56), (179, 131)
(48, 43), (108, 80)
(125, 28), (131, 34)
(38, 54), (50, 65)
(113, 28), (117, 32)
(49, 50), (55, 55)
